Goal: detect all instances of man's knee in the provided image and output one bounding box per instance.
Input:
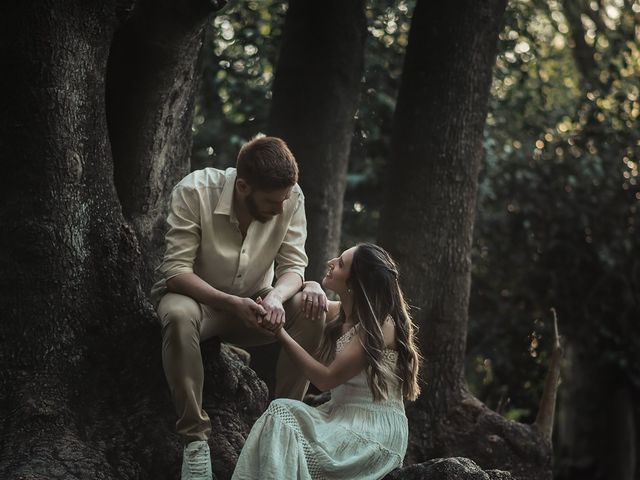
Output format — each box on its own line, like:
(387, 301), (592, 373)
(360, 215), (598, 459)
(306, 314), (325, 344)
(285, 291), (305, 316)
(284, 292), (324, 347)
(286, 291), (328, 326)
(158, 294), (202, 336)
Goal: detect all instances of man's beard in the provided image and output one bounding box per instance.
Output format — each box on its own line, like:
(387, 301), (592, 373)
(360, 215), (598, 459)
(245, 193), (272, 223)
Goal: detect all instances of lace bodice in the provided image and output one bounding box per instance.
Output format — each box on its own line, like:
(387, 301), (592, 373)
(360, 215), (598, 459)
(335, 325), (399, 363)
(332, 324), (404, 407)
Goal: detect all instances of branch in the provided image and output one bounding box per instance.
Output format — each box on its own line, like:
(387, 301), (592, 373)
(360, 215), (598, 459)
(584, 0), (608, 35)
(534, 308), (563, 442)
(560, 0), (601, 90)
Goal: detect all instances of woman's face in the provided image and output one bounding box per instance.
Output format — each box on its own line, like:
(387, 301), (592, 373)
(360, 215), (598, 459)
(322, 246), (357, 294)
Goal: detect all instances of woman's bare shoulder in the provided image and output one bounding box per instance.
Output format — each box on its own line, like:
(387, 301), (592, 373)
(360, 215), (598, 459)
(382, 315), (397, 349)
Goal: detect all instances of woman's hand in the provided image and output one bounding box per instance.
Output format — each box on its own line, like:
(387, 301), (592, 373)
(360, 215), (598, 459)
(301, 281), (328, 321)
(255, 296), (282, 336)
(258, 291), (286, 331)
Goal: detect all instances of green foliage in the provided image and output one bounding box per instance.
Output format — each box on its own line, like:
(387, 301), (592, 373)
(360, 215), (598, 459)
(192, 0), (287, 170)
(467, 0), (640, 419)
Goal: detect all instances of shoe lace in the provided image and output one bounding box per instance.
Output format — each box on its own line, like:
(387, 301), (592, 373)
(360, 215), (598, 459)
(186, 444), (210, 476)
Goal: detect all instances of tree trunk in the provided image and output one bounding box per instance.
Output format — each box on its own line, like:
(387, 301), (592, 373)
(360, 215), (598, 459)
(0, 2), (265, 479)
(106, 0), (212, 289)
(556, 346), (637, 480)
(268, 0), (366, 282)
(378, 1), (552, 478)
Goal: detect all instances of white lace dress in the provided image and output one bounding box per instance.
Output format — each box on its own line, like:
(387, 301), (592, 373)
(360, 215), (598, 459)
(231, 326), (408, 480)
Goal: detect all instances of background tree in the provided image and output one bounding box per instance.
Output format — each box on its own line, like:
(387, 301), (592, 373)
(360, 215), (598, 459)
(267, 0), (367, 282)
(0, 2), (267, 479)
(378, 1), (557, 478)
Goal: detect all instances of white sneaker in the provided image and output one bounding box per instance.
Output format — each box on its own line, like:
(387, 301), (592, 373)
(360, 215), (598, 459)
(181, 440), (213, 480)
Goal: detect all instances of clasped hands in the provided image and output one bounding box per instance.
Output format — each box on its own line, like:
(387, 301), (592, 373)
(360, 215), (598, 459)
(232, 284), (327, 336)
(229, 292), (286, 336)
(255, 293), (286, 335)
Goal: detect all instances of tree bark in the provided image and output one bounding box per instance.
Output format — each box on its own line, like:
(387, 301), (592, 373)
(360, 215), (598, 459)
(378, 1), (552, 478)
(0, 2), (265, 479)
(268, 0), (367, 282)
(106, 0), (214, 289)
(534, 310), (563, 441)
(556, 346), (637, 480)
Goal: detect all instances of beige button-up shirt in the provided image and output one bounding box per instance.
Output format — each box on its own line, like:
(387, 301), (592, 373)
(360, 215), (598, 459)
(151, 167), (308, 304)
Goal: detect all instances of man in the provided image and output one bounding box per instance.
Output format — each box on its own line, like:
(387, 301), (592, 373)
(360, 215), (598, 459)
(151, 136), (326, 480)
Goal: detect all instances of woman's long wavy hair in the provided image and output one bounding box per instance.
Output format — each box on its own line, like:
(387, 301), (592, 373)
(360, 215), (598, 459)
(317, 243), (422, 401)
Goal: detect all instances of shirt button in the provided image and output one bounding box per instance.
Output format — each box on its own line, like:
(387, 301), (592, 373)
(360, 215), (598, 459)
(237, 274), (242, 278)
(242, 249), (246, 253)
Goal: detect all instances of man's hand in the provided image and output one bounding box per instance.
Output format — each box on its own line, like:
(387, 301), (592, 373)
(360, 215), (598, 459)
(257, 291), (286, 332)
(301, 281), (328, 321)
(229, 296), (267, 329)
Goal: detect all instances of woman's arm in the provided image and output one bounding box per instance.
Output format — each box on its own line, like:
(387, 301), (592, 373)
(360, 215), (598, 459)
(274, 327), (367, 392)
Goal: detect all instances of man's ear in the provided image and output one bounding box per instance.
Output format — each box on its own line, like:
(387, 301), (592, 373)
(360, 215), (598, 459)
(236, 178), (252, 196)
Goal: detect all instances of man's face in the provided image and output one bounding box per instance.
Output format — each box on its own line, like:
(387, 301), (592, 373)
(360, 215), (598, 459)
(245, 186), (293, 223)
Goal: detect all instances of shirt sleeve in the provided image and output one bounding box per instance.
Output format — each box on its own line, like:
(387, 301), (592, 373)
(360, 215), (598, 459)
(157, 185), (202, 282)
(275, 193), (308, 281)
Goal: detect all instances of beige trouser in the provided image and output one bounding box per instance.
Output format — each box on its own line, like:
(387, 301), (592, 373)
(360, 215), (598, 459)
(157, 289), (323, 443)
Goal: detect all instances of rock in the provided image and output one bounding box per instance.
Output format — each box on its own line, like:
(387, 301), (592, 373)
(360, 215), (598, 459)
(486, 470), (516, 479)
(202, 342), (269, 480)
(303, 390), (331, 407)
(384, 457), (514, 480)
(0, 333), (269, 480)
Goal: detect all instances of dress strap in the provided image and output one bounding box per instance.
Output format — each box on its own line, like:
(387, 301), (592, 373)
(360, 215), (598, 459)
(336, 325), (357, 353)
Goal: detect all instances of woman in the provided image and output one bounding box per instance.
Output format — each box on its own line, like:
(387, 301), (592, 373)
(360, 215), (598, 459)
(232, 243), (422, 480)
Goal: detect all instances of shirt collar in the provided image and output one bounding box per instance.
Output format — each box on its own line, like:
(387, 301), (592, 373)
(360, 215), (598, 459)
(213, 168), (239, 224)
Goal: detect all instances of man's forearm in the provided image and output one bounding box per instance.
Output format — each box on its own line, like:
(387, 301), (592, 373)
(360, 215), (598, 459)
(269, 272), (303, 303)
(166, 272), (235, 310)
